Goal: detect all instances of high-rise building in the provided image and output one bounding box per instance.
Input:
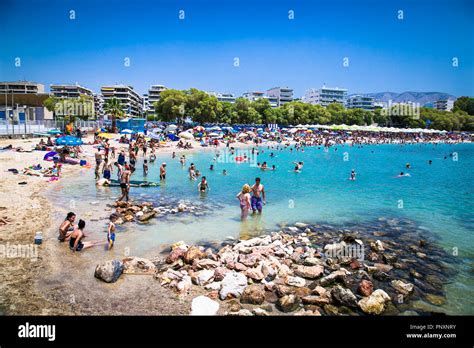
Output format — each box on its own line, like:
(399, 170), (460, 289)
(347, 95), (375, 110)
(305, 86), (347, 107)
(433, 99), (455, 112)
(266, 87), (293, 106)
(101, 85), (143, 118)
(93, 94), (104, 118)
(50, 84), (93, 99)
(148, 85), (167, 107)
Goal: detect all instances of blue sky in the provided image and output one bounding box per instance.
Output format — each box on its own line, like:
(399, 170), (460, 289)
(1, 0), (473, 97)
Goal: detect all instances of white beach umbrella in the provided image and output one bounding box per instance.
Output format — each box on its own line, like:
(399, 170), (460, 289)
(179, 132), (194, 140)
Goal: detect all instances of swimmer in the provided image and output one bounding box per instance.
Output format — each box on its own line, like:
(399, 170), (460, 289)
(160, 162), (167, 180)
(143, 159), (148, 177)
(96, 178), (111, 186)
(396, 172), (411, 178)
(236, 184), (252, 220)
(350, 169), (357, 180)
(223, 169), (228, 176)
(198, 176), (210, 192)
(209, 164), (214, 171)
(429, 160), (432, 165)
(261, 162), (268, 170)
(406, 163), (411, 169)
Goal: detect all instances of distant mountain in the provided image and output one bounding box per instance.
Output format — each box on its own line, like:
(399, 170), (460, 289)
(350, 91), (457, 106)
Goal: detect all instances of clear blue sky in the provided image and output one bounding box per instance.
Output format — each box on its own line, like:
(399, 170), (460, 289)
(1, 0), (473, 97)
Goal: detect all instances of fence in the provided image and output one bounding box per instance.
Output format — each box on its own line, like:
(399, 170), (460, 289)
(0, 120), (104, 136)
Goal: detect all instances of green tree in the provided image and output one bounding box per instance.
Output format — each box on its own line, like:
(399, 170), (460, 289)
(154, 89), (188, 124)
(104, 97), (125, 132)
(453, 96), (474, 115)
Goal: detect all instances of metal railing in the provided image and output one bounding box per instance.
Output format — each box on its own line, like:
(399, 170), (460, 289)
(0, 119), (104, 136)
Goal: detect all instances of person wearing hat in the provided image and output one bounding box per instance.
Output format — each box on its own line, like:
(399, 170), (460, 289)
(160, 162), (167, 180)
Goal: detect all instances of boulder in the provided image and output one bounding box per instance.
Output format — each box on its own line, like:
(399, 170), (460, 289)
(285, 276), (306, 287)
(274, 284), (296, 297)
(213, 267), (230, 281)
(319, 269), (349, 286)
(277, 294), (301, 313)
(302, 295), (331, 306)
(294, 265), (324, 279)
(190, 296), (219, 315)
(358, 280), (374, 297)
(295, 222), (308, 228)
(166, 248), (186, 264)
(391, 280), (414, 295)
(192, 269), (215, 286)
(303, 257), (323, 266)
(241, 284), (266, 305)
(184, 246), (205, 264)
(358, 289), (391, 315)
(238, 253), (263, 267)
(94, 260), (123, 283)
(374, 263), (393, 273)
(219, 272), (248, 300)
(244, 267), (265, 281)
(195, 259), (220, 270)
(137, 211), (156, 222)
(252, 308), (270, 316)
(331, 285), (358, 307)
(176, 275), (192, 293)
(122, 257), (157, 274)
(204, 281), (222, 291)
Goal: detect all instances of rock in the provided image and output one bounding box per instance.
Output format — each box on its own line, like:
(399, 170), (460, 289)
(184, 246), (205, 264)
(228, 300), (241, 312)
(425, 294), (446, 306)
(331, 285), (358, 307)
(302, 295), (330, 306)
(213, 267), (229, 281)
(204, 281), (222, 291)
(244, 267), (265, 281)
(277, 294), (301, 313)
(219, 272), (248, 300)
(123, 213), (134, 222)
(234, 262), (248, 271)
(295, 222), (308, 228)
(358, 289), (391, 315)
(192, 269), (215, 286)
(94, 260), (123, 283)
(410, 269), (423, 279)
(176, 275), (192, 292)
(294, 287), (312, 298)
(294, 265), (324, 279)
(241, 284), (265, 305)
(138, 211), (156, 222)
(166, 248), (186, 264)
(195, 259), (220, 270)
(285, 276), (306, 287)
(358, 280), (374, 296)
(238, 253), (263, 267)
(349, 259), (362, 270)
(319, 269), (349, 286)
(372, 271), (392, 281)
(416, 252), (427, 259)
(274, 284), (296, 297)
(294, 308), (321, 316)
(383, 253), (397, 264)
(191, 296), (219, 315)
(373, 263), (393, 273)
(303, 257), (323, 266)
(231, 309), (253, 316)
(287, 226), (299, 233)
(391, 280), (414, 295)
(323, 304), (340, 315)
(252, 308), (270, 316)
(313, 285), (330, 298)
(370, 240), (384, 252)
(122, 257), (157, 274)
(177, 203), (187, 212)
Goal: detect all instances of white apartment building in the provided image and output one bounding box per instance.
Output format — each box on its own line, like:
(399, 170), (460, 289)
(347, 95), (375, 110)
(266, 87), (293, 106)
(433, 99), (455, 112)
(305, 86), (348, 107)
(148, 85), (167, 106)
(207, 91), (236, 103)
(101, 85), (144, 118)
(50, 84), (93, 99)
(243, 91), (278, 108)
(0, 81), (45, 94)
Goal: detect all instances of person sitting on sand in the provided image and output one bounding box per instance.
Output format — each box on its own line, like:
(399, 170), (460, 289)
(198, 176), (210, 192)
(58, 212), (76, 242)
(107, 214), (118, 249)
(236, 184), (252, 220)
(47, 137), (54, 146)
(69, 220), (106, 252)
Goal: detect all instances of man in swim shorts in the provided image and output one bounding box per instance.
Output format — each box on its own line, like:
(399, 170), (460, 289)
(251, 177), (266, 214)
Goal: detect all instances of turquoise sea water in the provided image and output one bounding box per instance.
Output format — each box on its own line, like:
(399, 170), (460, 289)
(47, 143), (474, 314)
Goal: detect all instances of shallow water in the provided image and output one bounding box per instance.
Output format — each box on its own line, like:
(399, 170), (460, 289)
(46, 143), (474, 314)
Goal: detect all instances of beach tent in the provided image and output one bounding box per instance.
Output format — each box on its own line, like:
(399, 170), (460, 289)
(55, 136), (83, 146)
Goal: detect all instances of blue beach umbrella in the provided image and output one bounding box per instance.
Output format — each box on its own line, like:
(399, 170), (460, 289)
(55, 136), (83, 146)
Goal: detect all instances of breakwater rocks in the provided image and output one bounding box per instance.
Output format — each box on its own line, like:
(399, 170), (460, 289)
(94, 218), (457, 315)
(110, 200), (210, 224)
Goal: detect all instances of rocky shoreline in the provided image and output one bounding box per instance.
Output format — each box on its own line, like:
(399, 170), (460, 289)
(93, 217), (457, 316)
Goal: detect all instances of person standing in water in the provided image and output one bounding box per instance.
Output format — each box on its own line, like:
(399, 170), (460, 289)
(236, 184), (252, 220)
(160, 162), (167, 180)
(251, 177), (266, 214)
(198, 176), (210, 192)
(107, 214), (118, 249)
(143, 159), (148, 177)
(118, 165), (132, 201)
(350, 169), (357, 180)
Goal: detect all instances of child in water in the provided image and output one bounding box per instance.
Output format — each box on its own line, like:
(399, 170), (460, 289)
(107, 214), (117, 249)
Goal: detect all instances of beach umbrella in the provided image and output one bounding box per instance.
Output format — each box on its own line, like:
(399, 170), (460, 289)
(43, 151), (58, 161)
(194, 126), (205, 132)
(210, 126), (222, 131)
(179, 132), (194, 140)
(47, 129), (62, 135)
(246, 131), (256, 136)
(55, 136), (83, 146)
(120, 129), (134, 134)
(237, 133), (248, 138)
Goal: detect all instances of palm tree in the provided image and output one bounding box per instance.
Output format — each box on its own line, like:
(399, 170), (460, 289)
(104, 98), (125, 132)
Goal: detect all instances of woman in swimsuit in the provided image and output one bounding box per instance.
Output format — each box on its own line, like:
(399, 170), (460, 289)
(236, 184), (252, 220)
(58, 212), (76, 242)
